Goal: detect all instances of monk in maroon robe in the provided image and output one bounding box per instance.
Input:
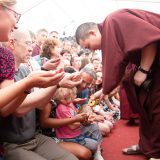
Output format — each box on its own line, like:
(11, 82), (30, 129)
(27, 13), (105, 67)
(75, 9), (160, 159)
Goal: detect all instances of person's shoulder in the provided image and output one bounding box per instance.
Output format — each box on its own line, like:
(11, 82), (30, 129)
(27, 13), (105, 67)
(0, 47), (14, 60)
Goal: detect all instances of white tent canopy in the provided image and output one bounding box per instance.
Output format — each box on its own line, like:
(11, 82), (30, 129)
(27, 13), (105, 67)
(17, 0), (160, 36)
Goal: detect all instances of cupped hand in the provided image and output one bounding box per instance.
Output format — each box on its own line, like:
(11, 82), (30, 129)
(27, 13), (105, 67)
(27, 69), (64, 88)
(59, 73), (82, 88)
(42, 58), (61, 70)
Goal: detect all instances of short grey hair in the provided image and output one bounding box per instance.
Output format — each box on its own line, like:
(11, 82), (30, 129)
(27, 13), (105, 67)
(75, 22), (97, 44)
(81, 66), (97, 80)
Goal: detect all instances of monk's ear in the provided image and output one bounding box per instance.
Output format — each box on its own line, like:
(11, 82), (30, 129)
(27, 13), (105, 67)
(87, 30), (96, 36)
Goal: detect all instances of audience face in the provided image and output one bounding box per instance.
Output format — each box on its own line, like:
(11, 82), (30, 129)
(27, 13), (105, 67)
(92, 59), (100, 71)
(62, 51), (71, 61)
(96, 72), (102, 85)
(0, 4), (20, 41)
(72, 56), (81, 71)
(36, 31), (48, 45)
(50, 46), (61, 59)
(78, 72), (93, 91)
(12, 31), (33, 64)
(63, 41), (72, 51)
(49, 32), (59, 39)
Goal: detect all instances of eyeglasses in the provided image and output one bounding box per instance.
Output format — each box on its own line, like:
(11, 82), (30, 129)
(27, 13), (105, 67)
(3, 5), (21, 23)
(14, 39), (32, 47)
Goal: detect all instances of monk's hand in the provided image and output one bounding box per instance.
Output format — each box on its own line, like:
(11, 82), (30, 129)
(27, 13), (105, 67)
(134, 70), (147, 86)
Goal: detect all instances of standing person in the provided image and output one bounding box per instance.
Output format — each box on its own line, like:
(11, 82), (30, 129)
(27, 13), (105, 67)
(75, 9), (160, 160)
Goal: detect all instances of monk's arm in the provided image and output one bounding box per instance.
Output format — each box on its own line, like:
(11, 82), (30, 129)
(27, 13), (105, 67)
(140, 42), (157, 71)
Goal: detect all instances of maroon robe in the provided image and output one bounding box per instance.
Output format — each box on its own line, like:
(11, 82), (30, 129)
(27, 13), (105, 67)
(98, 9), (160, 158)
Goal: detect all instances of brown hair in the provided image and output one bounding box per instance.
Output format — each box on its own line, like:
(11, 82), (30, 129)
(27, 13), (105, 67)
(41, 38), (59, 59)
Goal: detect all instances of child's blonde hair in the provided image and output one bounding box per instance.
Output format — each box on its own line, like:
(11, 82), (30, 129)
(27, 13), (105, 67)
(55, 87), (77, 102)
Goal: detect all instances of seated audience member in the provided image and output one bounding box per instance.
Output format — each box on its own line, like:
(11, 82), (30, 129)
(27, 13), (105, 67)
(92, 59), (101, 72)
(0, 29), (79, 160)
(71, 55), (82, 71)
(60, 49), (71, 61)
(32, 28), (48, 57)
(34, 38), (63, 70)
(54, 87), (103, 160)
(62, 40), (72, 51)
(39, 98), (92, 160)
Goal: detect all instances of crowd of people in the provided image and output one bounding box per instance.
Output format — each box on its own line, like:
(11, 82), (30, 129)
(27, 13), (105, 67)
(0, 0), (160, 160)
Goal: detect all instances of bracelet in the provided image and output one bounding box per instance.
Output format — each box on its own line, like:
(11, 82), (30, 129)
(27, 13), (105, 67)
(138, 66), (151, 75)
(41, 67), (49, 71)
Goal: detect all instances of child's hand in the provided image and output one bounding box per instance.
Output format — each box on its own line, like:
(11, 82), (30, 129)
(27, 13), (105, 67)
(74, 113), (88, 122)
(87, 114), (96, 123)
(134, 70), (147, 86)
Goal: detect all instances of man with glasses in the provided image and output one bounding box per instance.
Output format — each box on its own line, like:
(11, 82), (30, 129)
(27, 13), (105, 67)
(0, 28), (78, 160)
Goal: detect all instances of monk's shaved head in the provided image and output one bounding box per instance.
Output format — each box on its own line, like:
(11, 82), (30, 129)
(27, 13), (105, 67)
(75, 22), (97, 44)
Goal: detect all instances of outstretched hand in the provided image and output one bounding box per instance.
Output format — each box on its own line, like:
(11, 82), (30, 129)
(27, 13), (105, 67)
(42, 58), (61, 70)
(26, 68), (64, 88)
(59, 72), (82, 88)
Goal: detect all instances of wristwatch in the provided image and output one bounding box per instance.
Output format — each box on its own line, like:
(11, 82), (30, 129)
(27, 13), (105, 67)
(138, 66), (151, 75)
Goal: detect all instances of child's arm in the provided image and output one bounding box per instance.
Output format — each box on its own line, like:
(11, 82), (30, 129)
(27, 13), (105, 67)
(68, 122), (81, 130)
(134, 42), (157, 86)
(40, 103), (87, 128)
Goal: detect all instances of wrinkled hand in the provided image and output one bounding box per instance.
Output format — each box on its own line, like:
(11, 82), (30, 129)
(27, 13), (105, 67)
(59, 73), (82, 88)
(95, 115), (105, 122)
(42, 58), (61, 70)
(134, 70), (147, 86)
(26, 69), (64, 88)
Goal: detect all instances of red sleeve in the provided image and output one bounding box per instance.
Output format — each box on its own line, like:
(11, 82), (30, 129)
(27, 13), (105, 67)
(0, 47), (15, 83)
(101, 9), (160, 94)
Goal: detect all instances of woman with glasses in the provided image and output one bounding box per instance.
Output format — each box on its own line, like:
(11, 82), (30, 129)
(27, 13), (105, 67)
(0, 1), (65, 115)
(0, 0), (20, 42)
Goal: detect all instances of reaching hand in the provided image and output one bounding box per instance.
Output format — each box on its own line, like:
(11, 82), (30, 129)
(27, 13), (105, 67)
(26, 69), (64, 88)
(74, 113), (88, 122)
(42, 58), (61, 70)
(59, 72), (82, 88)
(134, 70), (147, 86)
